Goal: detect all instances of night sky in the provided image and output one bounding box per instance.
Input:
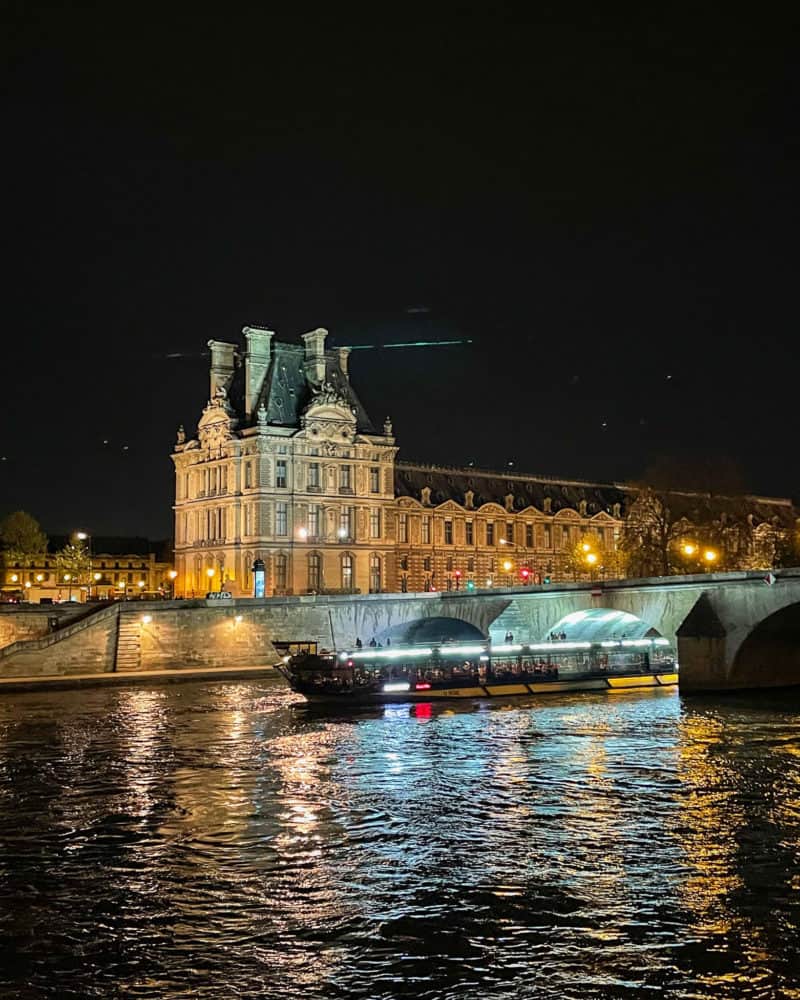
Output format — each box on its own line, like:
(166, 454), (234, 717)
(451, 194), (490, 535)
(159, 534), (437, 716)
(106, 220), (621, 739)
(3, 9), (798, 539)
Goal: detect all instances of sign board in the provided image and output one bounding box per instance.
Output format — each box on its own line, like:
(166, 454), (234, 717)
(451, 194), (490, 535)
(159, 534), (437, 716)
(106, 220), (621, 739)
(763, 572), (777, 586)
(206, 591), (233, 600)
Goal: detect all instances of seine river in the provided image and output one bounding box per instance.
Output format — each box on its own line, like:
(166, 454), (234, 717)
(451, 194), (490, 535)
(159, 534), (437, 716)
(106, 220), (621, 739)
(0, 678), (799, 1000)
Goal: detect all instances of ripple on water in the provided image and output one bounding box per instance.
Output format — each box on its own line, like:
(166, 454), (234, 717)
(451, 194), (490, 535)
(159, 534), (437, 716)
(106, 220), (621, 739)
(0, 681), (799, 999)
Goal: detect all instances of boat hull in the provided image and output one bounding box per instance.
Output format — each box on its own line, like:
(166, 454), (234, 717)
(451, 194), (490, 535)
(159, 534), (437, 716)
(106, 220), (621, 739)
(285, 671), (679, 705)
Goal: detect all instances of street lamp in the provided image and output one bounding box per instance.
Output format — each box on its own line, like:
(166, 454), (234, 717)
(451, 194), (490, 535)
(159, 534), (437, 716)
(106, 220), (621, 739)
(703, 548), (718, 568)
(681, 542), (697, 557)
(206, 568), (215, 592)
(168, 569), (178, 599)
(63, 573), (72, 602)
(93, 572), (101, 600)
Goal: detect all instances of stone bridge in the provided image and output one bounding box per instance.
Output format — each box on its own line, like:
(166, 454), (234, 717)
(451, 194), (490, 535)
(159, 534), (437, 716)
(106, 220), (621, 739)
(1, 569), (799, 691)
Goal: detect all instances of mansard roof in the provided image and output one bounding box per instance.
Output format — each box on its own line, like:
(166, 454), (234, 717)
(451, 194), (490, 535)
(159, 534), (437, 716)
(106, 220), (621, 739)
(246, 341), (375, 433)
(394, 462), (629, 515)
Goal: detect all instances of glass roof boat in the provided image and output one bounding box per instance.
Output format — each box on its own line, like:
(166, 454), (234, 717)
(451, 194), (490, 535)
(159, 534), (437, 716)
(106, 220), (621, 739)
(276, 637), (678, 704)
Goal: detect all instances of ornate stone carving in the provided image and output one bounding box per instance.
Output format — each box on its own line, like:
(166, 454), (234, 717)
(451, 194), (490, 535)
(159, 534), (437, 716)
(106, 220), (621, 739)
(176, 424), (186, 445)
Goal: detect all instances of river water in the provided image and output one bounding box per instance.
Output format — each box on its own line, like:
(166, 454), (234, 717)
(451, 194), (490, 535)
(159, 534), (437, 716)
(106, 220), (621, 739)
(0, 678), (798, 1000)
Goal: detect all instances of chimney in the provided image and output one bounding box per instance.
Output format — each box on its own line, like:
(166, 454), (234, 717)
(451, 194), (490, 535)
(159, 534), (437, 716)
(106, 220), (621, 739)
(337, 346), (351, 382)
(301, 327), (328, 385)
(207, 340), (237, 400)
(242, 326), (274, 420)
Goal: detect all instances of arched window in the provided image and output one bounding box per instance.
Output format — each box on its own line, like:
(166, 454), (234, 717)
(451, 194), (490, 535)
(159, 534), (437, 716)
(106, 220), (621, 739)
(369, 554), (382, 593)
(341, 553), (353, 591)
(308, 552), (321, 592)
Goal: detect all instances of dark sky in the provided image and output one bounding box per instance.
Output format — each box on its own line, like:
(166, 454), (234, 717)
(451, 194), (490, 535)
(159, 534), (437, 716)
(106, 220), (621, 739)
(2, 8), (798, 538)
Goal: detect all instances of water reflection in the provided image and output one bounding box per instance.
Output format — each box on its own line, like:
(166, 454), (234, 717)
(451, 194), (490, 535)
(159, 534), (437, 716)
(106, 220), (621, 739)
(0, 681), (798, 999)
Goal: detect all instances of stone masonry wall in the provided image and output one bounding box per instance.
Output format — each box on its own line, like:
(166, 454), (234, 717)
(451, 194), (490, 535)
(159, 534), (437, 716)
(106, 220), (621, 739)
(0, 605), (86, 650)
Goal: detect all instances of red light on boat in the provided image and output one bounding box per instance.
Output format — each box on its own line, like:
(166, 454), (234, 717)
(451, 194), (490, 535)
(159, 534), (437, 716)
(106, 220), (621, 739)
(415, 682), (432, 690)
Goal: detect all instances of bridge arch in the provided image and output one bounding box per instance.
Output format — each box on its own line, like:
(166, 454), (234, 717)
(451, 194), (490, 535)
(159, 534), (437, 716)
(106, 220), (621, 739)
(729, 601), (800, 689)
(376, 616), (485, 645)
(541, 608), (666, 642)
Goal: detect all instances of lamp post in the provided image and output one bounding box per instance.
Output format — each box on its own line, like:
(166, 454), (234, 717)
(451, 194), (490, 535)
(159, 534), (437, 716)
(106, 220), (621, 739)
(206, 567), (215, 593)
(93, 572), (102, 600)
(168, 569), (178, 599)
(63, 573), (72, 602)
(76, 532), (91, 593)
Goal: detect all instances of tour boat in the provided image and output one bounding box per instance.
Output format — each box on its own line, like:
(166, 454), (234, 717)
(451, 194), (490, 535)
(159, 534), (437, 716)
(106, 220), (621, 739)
(275, 638), (678, 704)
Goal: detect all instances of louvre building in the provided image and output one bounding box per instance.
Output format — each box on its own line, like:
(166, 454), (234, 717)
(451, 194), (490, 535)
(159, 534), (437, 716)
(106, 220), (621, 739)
(172, 327), (794, 597)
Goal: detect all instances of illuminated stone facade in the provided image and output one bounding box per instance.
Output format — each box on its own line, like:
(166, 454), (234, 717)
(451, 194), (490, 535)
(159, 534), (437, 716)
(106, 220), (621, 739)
(173, 327), (397, 598)
(173, 327), (797, 597)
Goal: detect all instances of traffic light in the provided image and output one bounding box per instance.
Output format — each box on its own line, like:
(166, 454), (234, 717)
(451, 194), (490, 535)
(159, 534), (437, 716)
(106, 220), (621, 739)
(543, 575), (551, 585)
(454, 569), (462, 590)
(466, 579), (475, 591)
(520, 567), (530, 583)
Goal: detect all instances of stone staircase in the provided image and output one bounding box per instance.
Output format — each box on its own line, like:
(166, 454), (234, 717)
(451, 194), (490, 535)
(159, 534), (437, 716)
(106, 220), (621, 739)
(490, 601), (528, 643)
(115, 617), (142, 671)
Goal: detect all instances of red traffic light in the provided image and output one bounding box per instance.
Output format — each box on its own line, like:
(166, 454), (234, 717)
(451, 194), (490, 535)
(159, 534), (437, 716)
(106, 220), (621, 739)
(520, 568), (530, 579)
(454, 570), (462, 577)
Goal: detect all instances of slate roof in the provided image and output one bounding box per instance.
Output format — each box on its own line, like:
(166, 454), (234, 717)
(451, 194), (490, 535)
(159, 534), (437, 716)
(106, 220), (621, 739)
(227, 341), (375, 433)
(394, 462), (629, 515)
(47, 536), (173, 559)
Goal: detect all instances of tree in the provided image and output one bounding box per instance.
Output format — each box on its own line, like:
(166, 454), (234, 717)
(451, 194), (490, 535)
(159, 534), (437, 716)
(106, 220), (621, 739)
(618, 456), (758, 577)
(565, 533), (616, 581)
(0, 511), (48, 564)
(55, 535), (92, 589)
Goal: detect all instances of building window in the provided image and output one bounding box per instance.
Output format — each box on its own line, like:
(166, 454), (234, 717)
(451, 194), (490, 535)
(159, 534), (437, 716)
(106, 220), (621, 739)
(308, 462), (320, 489)
(276, 460), (287, 489)
(370, 467), (380, 493)
(465, 520), (474, 545)
(446, 556), (453, 571)
(400, 556), (409, 571)
(341, 554), (353, 590)
(543, 525), (552, 548)
(444, 519), (453, 545)
(370, 509), (381, 539)
(506, 522), (513, 542)
(423, 556), (431, 572)
(275, 554), (287, 591)
(486, 522), (495, 546)
(340, 507), (353, 540)
(307, 553), (321, 592)
(421, 516), (431, 544)
(244, 505), (252, 536)
(467, 557), (474, 572)
(398, 513), (408, 543)
(525, 523), (533, 548)
(339, 465), (352, 492)
(561, 525), (570, 547)
(308, 505), (321, 538)
(369, 554), (382, 593)
(276, 502), (288, 536)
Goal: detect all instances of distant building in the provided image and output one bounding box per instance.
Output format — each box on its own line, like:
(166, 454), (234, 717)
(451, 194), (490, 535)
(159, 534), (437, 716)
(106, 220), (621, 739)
(172, 326), (797, 598)
(1, 537), (173, 602)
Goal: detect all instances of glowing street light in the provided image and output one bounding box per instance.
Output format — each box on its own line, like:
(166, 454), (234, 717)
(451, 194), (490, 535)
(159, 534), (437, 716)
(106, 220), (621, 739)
(35, 574), (43, 582)
(703, 549), (718, 563)
(581, 542), (592, 553)
(681, 542), (697, 557)
(502, 560), (513, 572)
(297, 527), (309, 540)
(586, 552), (598, 565)
(10, 574), (18, 583)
